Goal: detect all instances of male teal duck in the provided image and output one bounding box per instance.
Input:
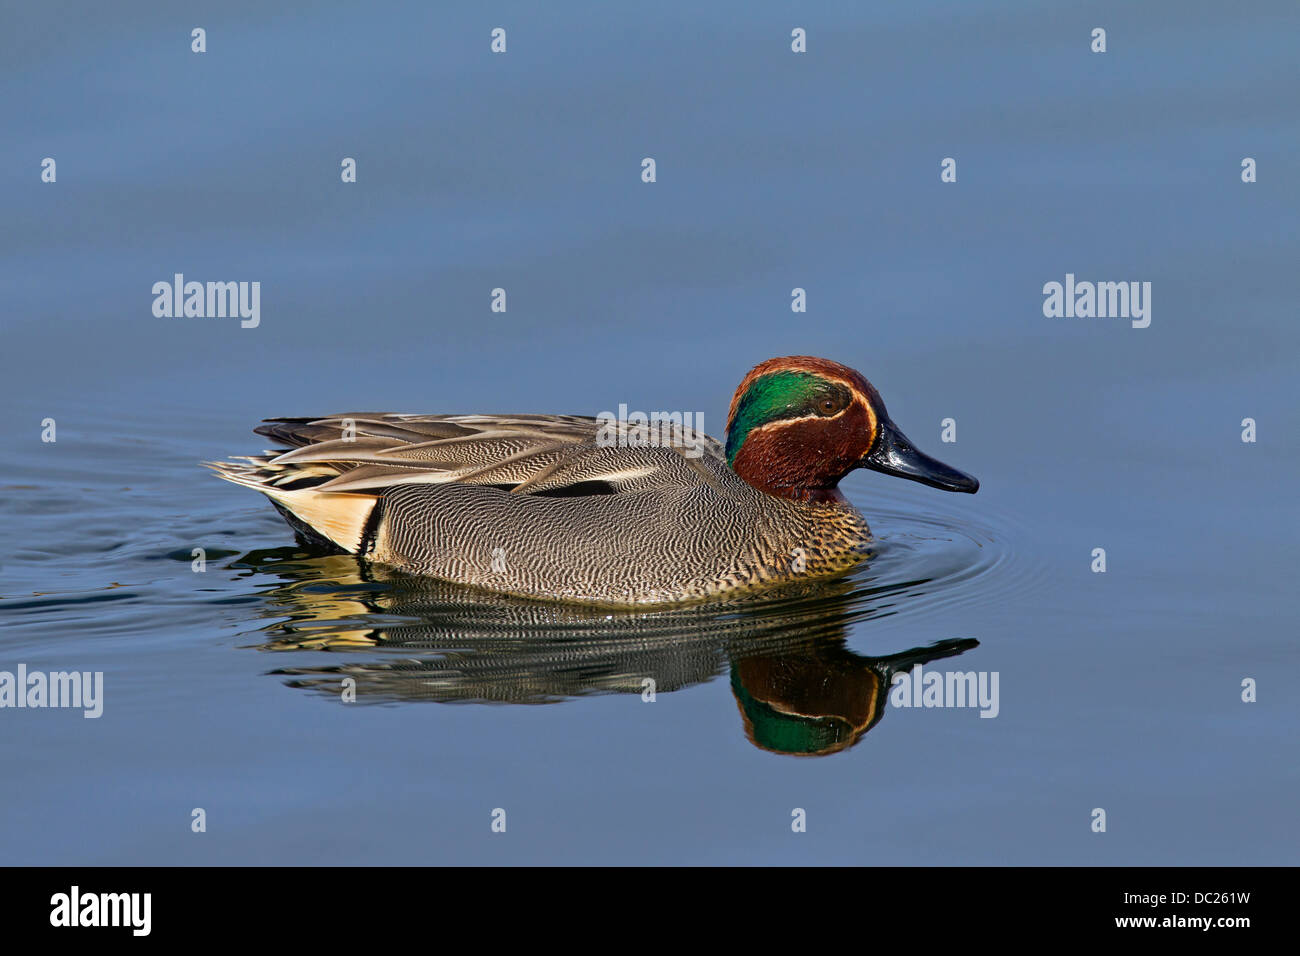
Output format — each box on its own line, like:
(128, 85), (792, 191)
(208, 356), (978, 606)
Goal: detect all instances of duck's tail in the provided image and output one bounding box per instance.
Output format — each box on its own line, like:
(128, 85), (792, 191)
(203, 456), (378, 554)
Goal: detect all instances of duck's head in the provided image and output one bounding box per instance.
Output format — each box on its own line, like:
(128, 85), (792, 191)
(724, 356), (979, 504)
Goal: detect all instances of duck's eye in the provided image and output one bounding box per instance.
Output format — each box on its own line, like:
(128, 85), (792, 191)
(807, 384), (850, 417)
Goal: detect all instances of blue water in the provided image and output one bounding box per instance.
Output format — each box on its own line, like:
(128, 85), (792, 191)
(1, 1), (1297, 864)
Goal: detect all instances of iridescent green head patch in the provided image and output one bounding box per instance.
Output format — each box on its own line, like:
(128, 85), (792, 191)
(725, 371), (851, 465)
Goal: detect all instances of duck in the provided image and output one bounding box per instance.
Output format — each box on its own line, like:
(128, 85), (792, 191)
(207, 356), (978, 606)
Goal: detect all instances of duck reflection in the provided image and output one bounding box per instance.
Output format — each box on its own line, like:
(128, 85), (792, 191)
(232, 548), (978, 756)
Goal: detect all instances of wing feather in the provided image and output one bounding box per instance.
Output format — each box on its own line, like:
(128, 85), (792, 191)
(228, 413), (725, 499)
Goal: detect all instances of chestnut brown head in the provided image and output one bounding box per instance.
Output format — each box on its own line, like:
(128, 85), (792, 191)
(724, 356), (978, 503)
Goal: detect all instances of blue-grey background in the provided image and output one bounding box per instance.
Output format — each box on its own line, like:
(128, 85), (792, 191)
(1, 0), (1297, 864)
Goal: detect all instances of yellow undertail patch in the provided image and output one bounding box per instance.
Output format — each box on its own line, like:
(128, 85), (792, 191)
(206, 460), (377, 553)
(269, 488), (377, 553)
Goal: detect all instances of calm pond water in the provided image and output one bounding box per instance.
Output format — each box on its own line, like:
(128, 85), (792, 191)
(1, 1), (1297, 864)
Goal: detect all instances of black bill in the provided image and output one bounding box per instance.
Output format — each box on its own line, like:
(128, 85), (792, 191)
(860, 419), (979, 494)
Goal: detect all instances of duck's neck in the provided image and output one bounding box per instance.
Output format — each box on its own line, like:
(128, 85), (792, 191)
(730, 439), (850, 505)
